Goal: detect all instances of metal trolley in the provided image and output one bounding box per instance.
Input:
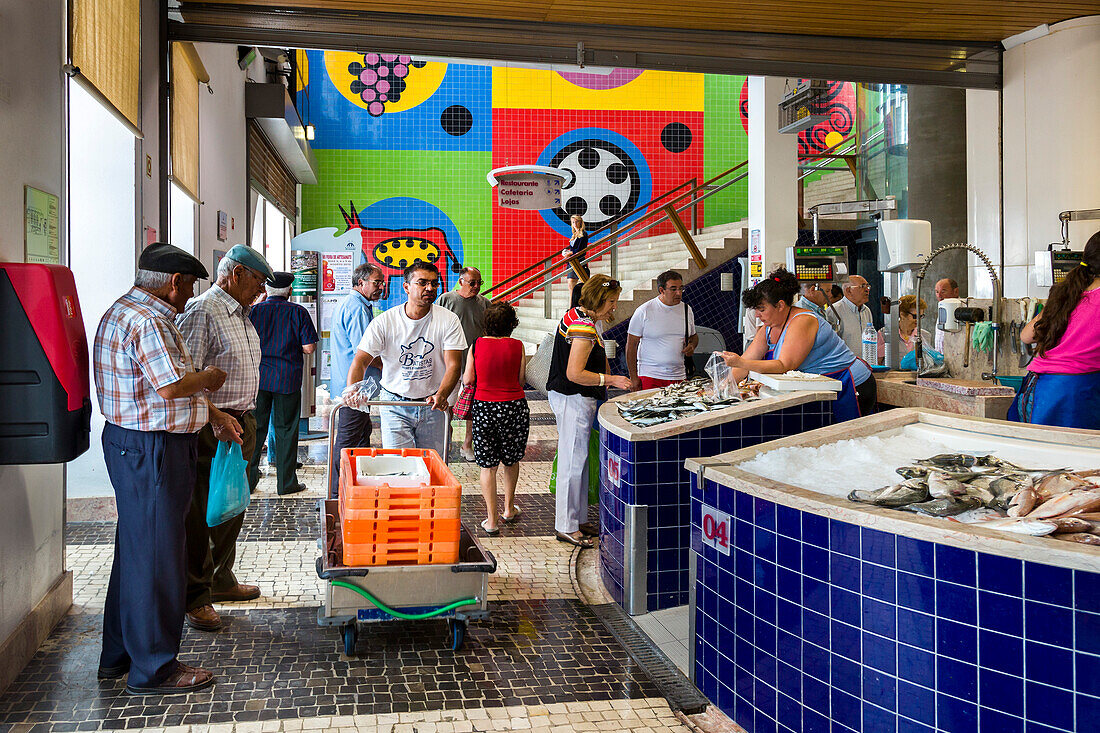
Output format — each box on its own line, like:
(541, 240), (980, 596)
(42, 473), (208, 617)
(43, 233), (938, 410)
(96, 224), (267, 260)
(317, 402), (496, 655)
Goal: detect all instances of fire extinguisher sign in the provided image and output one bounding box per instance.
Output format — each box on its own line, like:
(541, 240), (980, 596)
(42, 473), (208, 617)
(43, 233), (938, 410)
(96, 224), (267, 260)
(700, 503), (731, 555)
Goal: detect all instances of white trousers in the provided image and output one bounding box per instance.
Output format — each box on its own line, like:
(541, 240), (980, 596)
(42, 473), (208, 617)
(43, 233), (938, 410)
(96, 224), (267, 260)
(548, 390), (597, 534)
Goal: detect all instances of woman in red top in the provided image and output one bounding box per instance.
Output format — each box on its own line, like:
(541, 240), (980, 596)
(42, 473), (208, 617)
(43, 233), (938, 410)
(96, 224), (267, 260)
(461, 302), (529, 534)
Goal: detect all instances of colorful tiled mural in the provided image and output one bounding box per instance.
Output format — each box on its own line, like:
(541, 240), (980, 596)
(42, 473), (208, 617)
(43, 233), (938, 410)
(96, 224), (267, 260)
(298, 50), (856, 306)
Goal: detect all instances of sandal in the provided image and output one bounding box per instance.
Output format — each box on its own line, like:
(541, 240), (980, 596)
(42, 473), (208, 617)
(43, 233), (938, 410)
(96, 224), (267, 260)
(501, 506), (522, 524)
(480, 518), (500, 536)
(555, 531), (595, 549)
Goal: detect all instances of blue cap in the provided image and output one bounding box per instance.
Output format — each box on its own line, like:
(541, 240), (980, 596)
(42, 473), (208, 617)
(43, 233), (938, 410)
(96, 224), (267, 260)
(224, 244), (275, 284)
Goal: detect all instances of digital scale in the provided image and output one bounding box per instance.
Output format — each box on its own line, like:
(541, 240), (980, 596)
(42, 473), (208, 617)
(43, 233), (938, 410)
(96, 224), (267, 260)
(1034, 249), (1083, 287)
(784, 245), (849, 282)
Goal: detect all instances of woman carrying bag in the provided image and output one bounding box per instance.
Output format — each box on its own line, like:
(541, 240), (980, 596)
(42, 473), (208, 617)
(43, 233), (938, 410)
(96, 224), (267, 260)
(458, 303), (529, 534)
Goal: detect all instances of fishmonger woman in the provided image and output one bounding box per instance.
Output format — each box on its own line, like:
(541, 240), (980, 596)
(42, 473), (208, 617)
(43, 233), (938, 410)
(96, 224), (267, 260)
(1014, 231), (1100, 429)
(719, 267), (873, 421)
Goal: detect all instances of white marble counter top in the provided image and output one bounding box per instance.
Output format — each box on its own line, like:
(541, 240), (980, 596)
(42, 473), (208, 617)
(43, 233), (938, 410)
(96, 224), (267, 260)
(685, 409), (1100, 574)
(598, 387), (837, 442)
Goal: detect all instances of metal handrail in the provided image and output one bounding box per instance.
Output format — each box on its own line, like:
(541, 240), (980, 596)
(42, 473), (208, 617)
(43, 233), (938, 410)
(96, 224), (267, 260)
(492, 168), (748, 305)
(483, 161), (746, 298)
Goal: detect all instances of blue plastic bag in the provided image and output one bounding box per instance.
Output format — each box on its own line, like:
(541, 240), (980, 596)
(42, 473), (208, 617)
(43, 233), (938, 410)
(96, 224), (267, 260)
(207, 440), (250, 527)
(900, 347), (944, 371)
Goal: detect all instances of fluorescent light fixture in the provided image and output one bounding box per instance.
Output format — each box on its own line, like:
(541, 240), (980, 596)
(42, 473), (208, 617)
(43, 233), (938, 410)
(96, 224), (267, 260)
(305, 124), (315, 141)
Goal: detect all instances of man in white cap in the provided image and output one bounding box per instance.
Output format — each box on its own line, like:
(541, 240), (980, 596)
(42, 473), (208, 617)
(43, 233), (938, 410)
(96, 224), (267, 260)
(177, 244), (273, 632)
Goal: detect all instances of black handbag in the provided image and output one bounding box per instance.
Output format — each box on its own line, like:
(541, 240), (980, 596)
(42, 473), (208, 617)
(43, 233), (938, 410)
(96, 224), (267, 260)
(683, 303), (696, 377)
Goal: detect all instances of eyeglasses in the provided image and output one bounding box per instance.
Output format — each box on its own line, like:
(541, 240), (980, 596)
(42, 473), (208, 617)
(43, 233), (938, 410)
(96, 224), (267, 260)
(412, 278), (440, 288)
(463, 278), (483, 287)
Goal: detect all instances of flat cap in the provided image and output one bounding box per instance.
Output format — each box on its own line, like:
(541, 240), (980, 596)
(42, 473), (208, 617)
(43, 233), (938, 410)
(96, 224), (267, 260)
(138, 242), (209, 279)
(269, 271), (295, 289)
(224, 244), (275, 283)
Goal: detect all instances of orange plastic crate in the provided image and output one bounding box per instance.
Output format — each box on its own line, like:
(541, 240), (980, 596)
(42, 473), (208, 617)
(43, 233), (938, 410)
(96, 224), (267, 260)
(338, 447), (462, 566)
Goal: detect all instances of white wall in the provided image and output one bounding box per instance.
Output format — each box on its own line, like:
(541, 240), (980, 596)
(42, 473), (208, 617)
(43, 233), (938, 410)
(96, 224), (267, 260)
(747, 76), (798, 285)
(965, 88), (1001, 298)
(195, 43), (249, 280)
(0, 0), (68, 644)
(969, 16), (1100, 298)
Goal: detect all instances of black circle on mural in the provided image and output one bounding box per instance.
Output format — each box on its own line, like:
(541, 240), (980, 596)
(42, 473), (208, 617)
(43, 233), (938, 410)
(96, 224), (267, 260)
(440, 105), (473, 136)
(548, 138), (642, 228)
(599, 195), (621, 217)
(378, 245), (389, 254)
(661, 122), (693, 153)
(577, 147), (601, 169)
(565, 197), (588, 217)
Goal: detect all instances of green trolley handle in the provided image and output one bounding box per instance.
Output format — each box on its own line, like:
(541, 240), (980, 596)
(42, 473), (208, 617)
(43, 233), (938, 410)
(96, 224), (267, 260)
(331, 580), (478, 620)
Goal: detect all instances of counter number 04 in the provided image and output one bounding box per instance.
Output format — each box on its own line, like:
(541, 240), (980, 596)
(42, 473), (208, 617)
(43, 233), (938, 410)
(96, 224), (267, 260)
(700, 505), (731, 556)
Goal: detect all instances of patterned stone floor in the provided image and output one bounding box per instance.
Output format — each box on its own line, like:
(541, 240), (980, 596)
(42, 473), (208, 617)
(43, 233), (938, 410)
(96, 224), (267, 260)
(1, 411), (697, 733)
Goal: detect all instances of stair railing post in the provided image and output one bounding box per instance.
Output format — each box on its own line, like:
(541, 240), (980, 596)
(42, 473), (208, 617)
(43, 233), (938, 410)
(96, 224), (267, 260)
(663, 204), (707, 269)
(609, 223), (619, 280)
(543, 256), (553, 319)
(690, 178), (699, 235)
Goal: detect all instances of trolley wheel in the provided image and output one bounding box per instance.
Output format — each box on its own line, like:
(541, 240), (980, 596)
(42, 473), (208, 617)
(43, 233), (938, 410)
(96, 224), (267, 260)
(342, 622), (358, 656)
(447, 618), (467, 651)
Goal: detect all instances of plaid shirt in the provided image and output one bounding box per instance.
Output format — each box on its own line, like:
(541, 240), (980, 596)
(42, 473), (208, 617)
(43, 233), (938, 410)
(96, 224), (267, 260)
(177, 284), (261, 411)
(93, 287), (208, 433)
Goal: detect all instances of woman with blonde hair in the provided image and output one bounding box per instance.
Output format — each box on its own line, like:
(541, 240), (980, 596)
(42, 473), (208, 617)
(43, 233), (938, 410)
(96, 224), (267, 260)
(562, 215), (590, 295)
(547, 274), (631, 548)
(876, 294), (932, 361)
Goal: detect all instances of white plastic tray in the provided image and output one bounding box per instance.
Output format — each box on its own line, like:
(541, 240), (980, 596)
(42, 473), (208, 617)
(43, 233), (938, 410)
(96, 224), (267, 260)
(354, 455), (430, 488)
(748, 371), (843, 392)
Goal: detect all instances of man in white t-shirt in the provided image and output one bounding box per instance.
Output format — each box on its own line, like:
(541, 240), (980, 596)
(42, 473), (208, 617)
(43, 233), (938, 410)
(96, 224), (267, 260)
(345, 261), (467, 457)
(626, 270), (698, 391)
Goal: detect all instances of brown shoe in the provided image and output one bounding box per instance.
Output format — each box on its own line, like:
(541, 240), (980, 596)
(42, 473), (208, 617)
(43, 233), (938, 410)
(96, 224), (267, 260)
(126, 662), (215, 695)
(185, 604), (223, 632)
(210, 583), (261, 602)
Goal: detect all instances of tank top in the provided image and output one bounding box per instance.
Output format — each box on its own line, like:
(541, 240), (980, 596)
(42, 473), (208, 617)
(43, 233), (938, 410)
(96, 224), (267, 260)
(1029, 287), (1100, 374)
(767, 310), (871, 384)
(472, 337), (526, 401)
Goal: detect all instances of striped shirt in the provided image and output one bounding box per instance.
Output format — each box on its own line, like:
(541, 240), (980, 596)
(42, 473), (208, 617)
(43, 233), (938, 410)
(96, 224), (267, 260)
(93, 287), (208, 433)
(249, 296), (319, 394)
(560, 307), (603, 345)
(177, 284), (261, 411)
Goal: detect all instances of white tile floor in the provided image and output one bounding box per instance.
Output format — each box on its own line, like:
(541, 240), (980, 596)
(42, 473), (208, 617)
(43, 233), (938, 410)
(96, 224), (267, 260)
(632, 605), (691, 676)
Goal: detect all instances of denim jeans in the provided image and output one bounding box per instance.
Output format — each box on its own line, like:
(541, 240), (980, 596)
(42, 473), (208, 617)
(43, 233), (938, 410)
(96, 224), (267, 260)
(378, 388), (449, 459)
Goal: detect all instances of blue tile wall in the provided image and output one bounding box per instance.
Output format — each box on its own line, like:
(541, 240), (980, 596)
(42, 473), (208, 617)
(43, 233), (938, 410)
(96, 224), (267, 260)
(691, 479), (1100, 732)
(599, 399), (834, 612)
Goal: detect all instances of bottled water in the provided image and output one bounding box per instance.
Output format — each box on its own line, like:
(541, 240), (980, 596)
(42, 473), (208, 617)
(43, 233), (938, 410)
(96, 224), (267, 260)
(862, 321), (878, 365)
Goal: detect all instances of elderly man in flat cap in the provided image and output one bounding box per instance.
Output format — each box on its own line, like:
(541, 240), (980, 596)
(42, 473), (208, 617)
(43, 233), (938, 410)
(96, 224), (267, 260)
(246, 271), (318, 496)
(177, 244), (273, 632)
(93, 242), (242, 695)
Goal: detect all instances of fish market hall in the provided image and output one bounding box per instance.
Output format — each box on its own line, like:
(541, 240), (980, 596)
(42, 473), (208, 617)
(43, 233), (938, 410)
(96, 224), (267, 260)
(4, 2), (1100, 732)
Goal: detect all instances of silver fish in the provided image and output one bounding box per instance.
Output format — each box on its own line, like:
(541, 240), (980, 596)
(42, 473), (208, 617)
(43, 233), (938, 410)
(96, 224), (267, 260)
(907, 496), (983, 517)
(975, 517), (1058, 536)
(928, 473), (968, 499)
(849, 481), (930, 507)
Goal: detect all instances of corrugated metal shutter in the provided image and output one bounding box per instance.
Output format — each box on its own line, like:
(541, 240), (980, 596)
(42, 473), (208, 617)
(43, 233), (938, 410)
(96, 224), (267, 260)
(248, 122), (297, 219)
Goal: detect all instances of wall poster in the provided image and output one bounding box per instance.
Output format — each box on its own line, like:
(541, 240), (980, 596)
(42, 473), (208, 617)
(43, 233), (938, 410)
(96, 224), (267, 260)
(24, 186), (60, 264)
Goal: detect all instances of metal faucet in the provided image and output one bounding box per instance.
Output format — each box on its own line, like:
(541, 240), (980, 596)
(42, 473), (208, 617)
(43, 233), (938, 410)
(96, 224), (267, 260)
(914, 242), (1001, 381)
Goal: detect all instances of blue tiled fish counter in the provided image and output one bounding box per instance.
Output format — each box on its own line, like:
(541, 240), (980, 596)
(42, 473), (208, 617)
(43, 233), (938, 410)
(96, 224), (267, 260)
(685, 409), (1100, 733)
(596, 389), (836, 615)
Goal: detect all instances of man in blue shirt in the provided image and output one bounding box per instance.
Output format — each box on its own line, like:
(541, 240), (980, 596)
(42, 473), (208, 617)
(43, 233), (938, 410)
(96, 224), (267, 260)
(329, 263), (385, 494)
(247, 272), (318, 495)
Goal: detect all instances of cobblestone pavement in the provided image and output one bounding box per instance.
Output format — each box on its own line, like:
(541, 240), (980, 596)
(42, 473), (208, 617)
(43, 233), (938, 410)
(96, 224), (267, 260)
(1, 412), (694, 733)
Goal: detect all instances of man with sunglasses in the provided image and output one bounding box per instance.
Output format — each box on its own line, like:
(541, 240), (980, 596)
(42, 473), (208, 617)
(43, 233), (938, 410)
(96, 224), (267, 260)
(346, 261), (467, 458)
(438, 267), (490, 460)
(177, 245), (272, 632)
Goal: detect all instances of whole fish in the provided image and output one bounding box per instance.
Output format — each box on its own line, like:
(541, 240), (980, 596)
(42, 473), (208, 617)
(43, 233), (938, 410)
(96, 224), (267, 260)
(1026, 489), (1100, 519)
(928, 473), (968, 499)
(896, 466), (930, 480)
(975, 517), (1058, 536)
(1007, 487), (1039, 517)
(849, 481), (929, 507)
(1049, 517), (1096, 534)
(1052, 532), (1100, 546)
(907, 496), (982, 517)
(916, 454), (978, 468)
(1037, 473), (1091, 501)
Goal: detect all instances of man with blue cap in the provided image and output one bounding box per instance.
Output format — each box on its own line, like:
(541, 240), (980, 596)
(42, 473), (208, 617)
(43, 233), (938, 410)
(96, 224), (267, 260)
(177, 244), (273, 632)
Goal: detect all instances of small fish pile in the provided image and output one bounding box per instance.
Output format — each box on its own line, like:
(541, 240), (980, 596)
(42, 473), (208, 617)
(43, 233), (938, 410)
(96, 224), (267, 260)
(617, 377), (763, 427)
(848, 453), (1100, 546)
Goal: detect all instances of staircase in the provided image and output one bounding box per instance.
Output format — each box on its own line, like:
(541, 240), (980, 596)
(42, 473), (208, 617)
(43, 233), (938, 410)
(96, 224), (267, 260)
(510, 220), (749, 354)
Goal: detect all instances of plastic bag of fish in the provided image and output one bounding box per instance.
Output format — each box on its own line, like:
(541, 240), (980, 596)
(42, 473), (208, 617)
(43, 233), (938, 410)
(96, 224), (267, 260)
(848, 453), (1100, 546)
(616, 376), (763, 427)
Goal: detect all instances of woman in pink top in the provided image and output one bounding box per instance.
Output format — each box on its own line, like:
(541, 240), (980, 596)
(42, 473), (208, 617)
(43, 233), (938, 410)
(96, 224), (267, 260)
(1013, 231), (1100, 428)
(461, 302), (529, 534)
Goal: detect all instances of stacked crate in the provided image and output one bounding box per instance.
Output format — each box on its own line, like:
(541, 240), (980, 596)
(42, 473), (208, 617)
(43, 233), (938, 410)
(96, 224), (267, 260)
(338, 448), (462, 566)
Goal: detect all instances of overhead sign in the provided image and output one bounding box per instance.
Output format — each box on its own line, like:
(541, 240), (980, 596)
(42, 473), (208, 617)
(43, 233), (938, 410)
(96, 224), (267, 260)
(496, 172), (563, 210)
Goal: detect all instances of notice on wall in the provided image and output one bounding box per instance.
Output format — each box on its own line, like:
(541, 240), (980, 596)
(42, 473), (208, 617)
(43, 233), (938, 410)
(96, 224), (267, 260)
(749, 228), (763, 286)
(322, 252), (354, 294)
(320, 349), (332, 381)
(291, 251), (319, 297)
(24, 186), (60, 264)
(496, 172), (563, 211)
(319, 294), (340, 336)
